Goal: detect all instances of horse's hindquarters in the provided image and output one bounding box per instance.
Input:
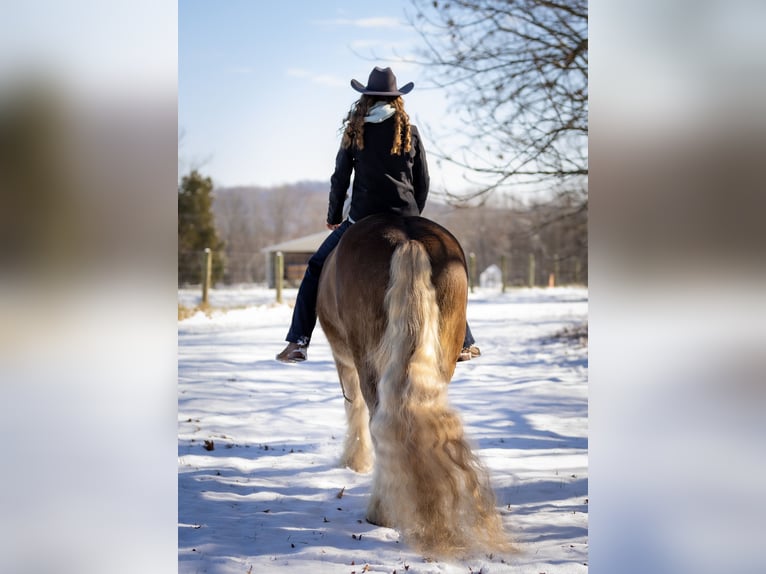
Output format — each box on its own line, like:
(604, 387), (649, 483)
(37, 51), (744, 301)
(316, 214), (509, 557)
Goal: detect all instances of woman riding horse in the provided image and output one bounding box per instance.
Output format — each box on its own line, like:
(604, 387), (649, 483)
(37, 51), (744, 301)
(276, 66), (479, 364)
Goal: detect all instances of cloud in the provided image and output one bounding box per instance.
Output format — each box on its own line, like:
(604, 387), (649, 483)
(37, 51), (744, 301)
(286, 68), (345, 88)
(315, 17), (403, 28)
(286, 68), (310, 78)
(348, 17), (403, 28)
(349, 39), (388, 49)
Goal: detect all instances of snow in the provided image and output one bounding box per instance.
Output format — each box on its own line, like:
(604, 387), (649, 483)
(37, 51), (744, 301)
(178, 285), (588, 573)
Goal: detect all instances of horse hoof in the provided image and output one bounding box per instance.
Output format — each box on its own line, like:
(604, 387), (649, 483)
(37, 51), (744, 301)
(341, 455), (373, 474)
(365, 515), (392, 528)
(365, 508), (392, 528)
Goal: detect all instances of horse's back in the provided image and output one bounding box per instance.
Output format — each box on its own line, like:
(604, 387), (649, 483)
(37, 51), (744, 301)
(327, 213), (468, 301)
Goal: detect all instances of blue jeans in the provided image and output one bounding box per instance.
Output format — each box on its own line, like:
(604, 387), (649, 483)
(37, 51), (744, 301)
(286, 220), (353, 346)
(285, 219), (475, 349)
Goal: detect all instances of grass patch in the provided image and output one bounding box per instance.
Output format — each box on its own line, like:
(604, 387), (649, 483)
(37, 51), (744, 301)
(178, 302), (252, 321)
(178, 303), (195, 321)
(178, 302), (213, 321)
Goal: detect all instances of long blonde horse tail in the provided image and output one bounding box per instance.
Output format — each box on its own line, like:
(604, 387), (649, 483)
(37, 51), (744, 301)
(369, 240), (510, 558)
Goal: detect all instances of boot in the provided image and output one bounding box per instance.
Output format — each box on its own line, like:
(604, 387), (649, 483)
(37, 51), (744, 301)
(457, 344), (481, 362)
(276, 341), (307, 363)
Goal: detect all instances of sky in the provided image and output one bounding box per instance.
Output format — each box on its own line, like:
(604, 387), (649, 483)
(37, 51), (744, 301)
(178, 0), (471, 191)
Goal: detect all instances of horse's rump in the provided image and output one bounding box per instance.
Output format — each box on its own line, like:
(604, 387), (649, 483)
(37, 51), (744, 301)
(318, 213), (468, 372)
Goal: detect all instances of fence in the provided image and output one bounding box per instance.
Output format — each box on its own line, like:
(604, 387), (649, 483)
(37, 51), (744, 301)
(180, 247), (587, 305)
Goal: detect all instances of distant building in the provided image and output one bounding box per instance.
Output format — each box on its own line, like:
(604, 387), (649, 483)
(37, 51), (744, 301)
(480, 264), (502, 288)
(260, 230), (331, 288)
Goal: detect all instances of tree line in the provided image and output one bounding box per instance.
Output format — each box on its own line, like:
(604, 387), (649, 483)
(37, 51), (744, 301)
(178, 170), (586, 287)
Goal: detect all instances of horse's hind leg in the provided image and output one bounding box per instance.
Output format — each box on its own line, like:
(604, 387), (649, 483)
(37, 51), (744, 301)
(352, 366), (392, 528)
(366, 474), (393, 528)
(333, 352), (373, 473)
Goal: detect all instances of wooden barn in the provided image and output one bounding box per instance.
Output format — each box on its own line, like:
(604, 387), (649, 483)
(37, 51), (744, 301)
(261, 230), (331, 288)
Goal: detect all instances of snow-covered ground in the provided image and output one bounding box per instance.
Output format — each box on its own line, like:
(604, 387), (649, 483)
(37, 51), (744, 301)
(178, 285), (588, 573)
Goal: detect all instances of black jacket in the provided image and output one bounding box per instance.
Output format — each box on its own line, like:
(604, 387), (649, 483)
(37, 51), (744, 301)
(327, 119), (429, 225)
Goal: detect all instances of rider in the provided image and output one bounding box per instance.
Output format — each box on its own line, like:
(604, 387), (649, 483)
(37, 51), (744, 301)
(276, 66), (480, 363)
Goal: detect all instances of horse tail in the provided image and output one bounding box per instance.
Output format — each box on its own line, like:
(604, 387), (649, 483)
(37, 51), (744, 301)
(369, 240), (510, 557)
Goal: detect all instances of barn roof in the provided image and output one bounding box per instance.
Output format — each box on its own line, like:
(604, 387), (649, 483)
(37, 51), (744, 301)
(260, 230), (331, 254)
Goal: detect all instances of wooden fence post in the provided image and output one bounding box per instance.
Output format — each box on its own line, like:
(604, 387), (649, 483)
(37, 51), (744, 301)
(202, 248), (212, 305)
(528, 253), (536, 288)
(500, 254), (508, 293)
(275, 251), (284, 304)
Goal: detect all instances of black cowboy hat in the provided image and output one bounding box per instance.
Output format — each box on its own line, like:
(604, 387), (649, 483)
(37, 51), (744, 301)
(350, 66), (414, 96)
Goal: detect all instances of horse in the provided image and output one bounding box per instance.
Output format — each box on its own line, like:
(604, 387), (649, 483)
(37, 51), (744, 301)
(316, 213), (510, 557)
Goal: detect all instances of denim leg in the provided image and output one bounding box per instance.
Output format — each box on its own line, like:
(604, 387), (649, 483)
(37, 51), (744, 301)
(285, 221), (352, 345)
(463, 321), (476, 348)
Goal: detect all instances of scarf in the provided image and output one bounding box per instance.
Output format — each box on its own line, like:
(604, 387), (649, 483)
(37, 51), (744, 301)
(364, 101), (396, 123)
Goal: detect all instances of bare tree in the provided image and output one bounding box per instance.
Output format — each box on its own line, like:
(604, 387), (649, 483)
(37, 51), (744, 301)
(212, 183), (329, 284)
(427, 188), (587, 286)
(409, 0), (588, 203)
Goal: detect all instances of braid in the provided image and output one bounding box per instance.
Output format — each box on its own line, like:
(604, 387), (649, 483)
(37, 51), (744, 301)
(341, 95), (412, 155)
(390, 97), (412, 155)
(341, 96), (371, 150)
